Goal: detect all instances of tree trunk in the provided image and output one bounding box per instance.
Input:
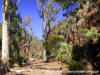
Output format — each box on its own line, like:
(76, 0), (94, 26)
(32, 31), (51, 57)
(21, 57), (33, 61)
(42, 49), (47, 62)
(25, 42), (29, 62)
(1, 0), (9, 71)
(42, 8), (47, 62)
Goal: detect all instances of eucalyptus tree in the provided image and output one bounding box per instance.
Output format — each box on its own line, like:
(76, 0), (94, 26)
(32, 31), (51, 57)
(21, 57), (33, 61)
(2, 0), (10, 71)
(2, 0), (23, 70)
(37, 0), (60, 61)
(22, 16), (32, 62)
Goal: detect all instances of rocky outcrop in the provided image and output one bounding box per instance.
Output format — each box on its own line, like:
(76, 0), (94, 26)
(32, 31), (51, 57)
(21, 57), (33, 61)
(48, 0), (100, 44)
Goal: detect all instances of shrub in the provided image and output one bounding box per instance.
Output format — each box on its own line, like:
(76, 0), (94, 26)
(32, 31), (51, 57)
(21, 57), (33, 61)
(77, 27), (98, 45)
(68, 59), (84, 71)
(43, 34), (64, 57)
(85, 27), (98, 40)
(56, 42), (72, 61)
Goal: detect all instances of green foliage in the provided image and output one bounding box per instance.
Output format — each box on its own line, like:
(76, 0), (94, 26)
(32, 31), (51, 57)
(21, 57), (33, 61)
(8, 0), (23, 63)
(56, 18), (68, 36)
(85, 27), (98, 40)
(56, 17), (76, 41)
(67, 16), (76, 32)
(43, 34), (64, 57)
(78, 9), (83, 13)
(9, 0), (18, 13)
(57, 42), (72, 61)
(47, 34), (64, 42)
(77, 27), (87, 37)
(32, 51), (43, 59)
(68, 59), (84, 71)
(56, 0), (78, 9)
(44, 34), (64, 50)
(68, 16), (76, 25)
(77, 27), (98, 45)
(77, 9), (83, 19)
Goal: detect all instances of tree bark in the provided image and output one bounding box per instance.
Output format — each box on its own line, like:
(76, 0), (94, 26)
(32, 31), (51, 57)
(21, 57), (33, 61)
(1, 0), (9, 71)
(42, 5), (47, 62)
(42, 49), (47, 62)
(25, 42), (29, 62)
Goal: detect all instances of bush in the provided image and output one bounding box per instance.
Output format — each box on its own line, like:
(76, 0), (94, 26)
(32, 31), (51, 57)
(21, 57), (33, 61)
(43, 34), (64, 58)
(68, 59), (84, 71)
(77, 27), (98, 45)
(85, 27), (98, 40)
(56, 42), (72, 61)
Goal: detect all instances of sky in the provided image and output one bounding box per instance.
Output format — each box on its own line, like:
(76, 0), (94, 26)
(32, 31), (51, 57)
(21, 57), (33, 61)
(0, 0), (64, 40)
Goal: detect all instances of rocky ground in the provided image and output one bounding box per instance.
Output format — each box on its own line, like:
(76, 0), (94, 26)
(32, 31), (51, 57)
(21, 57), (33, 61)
(0, 56), (99, 75)
(3, 57), (67, 75)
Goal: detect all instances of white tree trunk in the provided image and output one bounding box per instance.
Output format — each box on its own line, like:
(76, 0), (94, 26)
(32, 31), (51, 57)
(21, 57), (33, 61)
(2, 0), (9, 70)
(42, 49), (47, 62)
(42, 9), (47, 62)
(25, 42), (29, 62)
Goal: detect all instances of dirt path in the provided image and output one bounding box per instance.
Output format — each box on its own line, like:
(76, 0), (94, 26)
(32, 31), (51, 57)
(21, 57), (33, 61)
(7, 69), (63, 75)
(5, 58), (67, 75)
